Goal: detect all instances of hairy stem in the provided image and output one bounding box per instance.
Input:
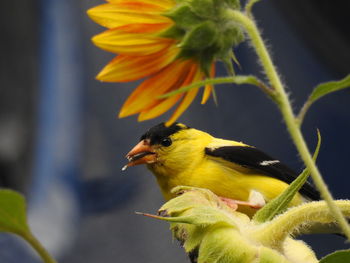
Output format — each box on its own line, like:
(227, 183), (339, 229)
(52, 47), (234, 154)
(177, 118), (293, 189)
(226, 9), (350, 239)
(20, 231), (57, 263)
(159, 75), (273, 100)
(253, 201), (350, 249)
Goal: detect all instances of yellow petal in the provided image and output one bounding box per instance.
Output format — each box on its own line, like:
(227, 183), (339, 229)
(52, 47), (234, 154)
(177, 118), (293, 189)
(115, 23), (171, 34)
(119, 60), (193, 117)
(201, 85), (212, 104)
(92, 28), (174, 56)
(201, 64), (216, 104)
(87, 3), (172, 29)
(165, 68), (202, 126)
(97, 46), (179, 82)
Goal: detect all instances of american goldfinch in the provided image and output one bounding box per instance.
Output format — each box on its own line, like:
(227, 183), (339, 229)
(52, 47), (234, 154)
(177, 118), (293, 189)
(124, 122), (320, 215)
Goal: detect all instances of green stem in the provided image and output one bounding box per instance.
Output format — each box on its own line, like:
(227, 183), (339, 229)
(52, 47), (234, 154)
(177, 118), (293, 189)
(226, 9), (350, 239)
(159, 75), (273, 99)
(296, 99), (312, 127)
(20, 231), (57, 263)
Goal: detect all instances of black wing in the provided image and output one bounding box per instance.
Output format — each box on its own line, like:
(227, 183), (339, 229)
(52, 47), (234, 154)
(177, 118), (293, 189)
(205, 146), (320, 200)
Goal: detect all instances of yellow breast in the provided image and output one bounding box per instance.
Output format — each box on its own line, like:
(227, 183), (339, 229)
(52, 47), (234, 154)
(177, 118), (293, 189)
(153, 156), (303, 216)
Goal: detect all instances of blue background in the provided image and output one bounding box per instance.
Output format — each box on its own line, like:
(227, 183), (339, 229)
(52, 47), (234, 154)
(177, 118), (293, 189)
(0, 0), (349, 262)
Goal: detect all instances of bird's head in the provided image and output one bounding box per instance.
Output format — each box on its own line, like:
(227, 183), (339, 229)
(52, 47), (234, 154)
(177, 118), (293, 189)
(124, 122), (212, 175)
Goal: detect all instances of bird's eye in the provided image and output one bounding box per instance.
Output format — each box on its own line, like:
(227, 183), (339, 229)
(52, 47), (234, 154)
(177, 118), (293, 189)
(161, 137), (172, 147)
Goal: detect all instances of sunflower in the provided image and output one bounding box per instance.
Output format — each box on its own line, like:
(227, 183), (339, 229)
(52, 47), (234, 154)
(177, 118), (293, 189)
(88, 0), (243, 125)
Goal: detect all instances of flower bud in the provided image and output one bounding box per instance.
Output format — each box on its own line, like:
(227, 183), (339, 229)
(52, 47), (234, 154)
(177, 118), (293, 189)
(141, 187), (350, 262)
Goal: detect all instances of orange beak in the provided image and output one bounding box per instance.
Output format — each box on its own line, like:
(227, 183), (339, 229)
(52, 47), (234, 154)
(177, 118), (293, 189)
(123, 139), (157, 170)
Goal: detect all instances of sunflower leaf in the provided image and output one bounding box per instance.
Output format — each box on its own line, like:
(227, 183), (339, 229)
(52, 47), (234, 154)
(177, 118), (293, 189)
(297, 75), (350, 125)
(309, 75), (350, 102)
(0, 189), (29, 234)
(253, 130), (321, 223)
(319, 250), (350, 263)
(0, 190), (58, 263)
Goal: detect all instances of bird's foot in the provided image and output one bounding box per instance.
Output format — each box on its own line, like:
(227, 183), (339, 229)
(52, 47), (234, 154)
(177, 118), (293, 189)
(220, 190), (266, 210)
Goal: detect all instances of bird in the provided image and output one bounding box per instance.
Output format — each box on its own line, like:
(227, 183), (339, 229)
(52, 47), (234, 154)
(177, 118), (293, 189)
(123, 122), (320, 216)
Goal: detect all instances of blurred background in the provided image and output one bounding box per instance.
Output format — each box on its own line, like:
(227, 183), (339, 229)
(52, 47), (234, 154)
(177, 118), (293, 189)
(0, 0), (349, 262)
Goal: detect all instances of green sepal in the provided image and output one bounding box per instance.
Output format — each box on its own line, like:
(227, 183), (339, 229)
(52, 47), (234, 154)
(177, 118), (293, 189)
(223, 55), (235, 76)
(179, 21), (218, 51)
(214, 0), (241, 9)
(225, 0), (241, 9)
(230, 51), (241, 67)
(190, 0), (216, 18)
(159, 25), (185, 40)
(164, 0), (245, 69)
(211, 26), (245, 64)
(197, 227), (257, 263)
(165, 4), (203, 30)
(226, 26), (245, 47)
(215, 27), (244, 57)
(198, 47), (216, 76)
(176, 46), (215, 76)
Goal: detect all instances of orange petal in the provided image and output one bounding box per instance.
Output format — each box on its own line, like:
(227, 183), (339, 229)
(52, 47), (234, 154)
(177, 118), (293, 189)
(106, 0), (175, 10)
(165, 67), (202, 126)
(137, 94), (183, 121)
(97, 46), (179, 82)
(201, 64), (216, 104)
(92, 28), (174, 56)
(137, 62), (199, 120)
(119, 60), (193, 117)
(87, 3), (172, 29)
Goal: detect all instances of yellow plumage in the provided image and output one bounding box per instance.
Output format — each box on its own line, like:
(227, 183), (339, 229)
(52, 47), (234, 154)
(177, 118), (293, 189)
(125, 123), (318, 216)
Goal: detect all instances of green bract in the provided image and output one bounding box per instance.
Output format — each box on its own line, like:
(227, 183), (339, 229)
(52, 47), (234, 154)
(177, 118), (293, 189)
(180, 21), (218, 50)
(163, 0), (244, 75)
